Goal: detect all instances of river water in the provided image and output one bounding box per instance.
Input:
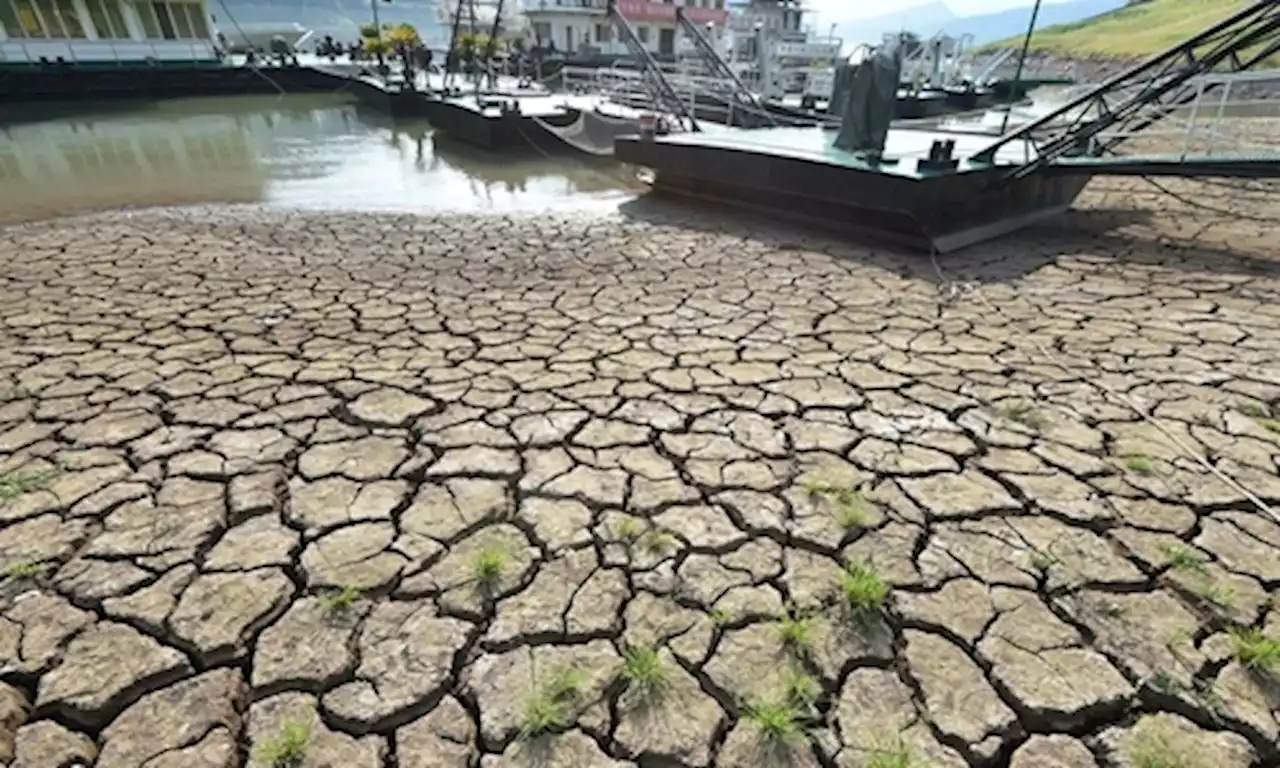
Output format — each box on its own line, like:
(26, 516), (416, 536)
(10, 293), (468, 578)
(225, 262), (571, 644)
(0, 93), (644, 226)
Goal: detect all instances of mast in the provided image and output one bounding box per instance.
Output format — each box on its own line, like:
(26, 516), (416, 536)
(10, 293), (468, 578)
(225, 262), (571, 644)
(487, 0), (506, 88)
(998, 0), (1043, 134)
(444, 0), (466, 88)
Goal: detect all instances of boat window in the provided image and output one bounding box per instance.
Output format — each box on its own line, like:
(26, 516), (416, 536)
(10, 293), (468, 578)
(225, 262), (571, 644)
(0, 0), (27, 38)
(102, 0), (126, 37)
(19, 0), (60, 37)
(183, 3), (208, 38)
(84, 0), (127, 38)
(135, 0), (161, 38)
(150, 1), (176, 38)
(53, 0), (85, 37)
(85, 0), (115, 37)
(168, 2), (193, 38)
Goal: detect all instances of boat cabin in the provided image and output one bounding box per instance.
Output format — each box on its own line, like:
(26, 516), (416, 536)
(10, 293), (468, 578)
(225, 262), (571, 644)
(0, 0), (217, 67)
(523, 0), (729, 60)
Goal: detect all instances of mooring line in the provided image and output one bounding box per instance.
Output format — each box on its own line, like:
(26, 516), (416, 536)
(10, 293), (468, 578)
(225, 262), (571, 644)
(927, 246), (1279, 525)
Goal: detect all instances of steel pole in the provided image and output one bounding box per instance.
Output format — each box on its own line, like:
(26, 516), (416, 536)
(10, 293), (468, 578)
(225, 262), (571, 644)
(999, 0), (1043, 136)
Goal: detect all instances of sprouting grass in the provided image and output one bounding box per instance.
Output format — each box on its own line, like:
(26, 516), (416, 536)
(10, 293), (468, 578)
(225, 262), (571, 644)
(1028, 546), (1061, 575)
(776, 614), (815, 652)
(1258, 419), (1280, 434)
(1229, 628), (1280, 675)
(615, 516), (643, 544)
(998, 399), (1044, 430)
(710, 609), (732, 627)
(1158, 543), (1207, 573)
(252, 718), (312, 767)
(743, 699), (804, 748)
(641, 530), (674, 555)
(472, 547), (506, 586)
(1194, 581), (1237, 612)
(1123, 454), (1156, 475)
(1164, 629), (1193, 654)
(805, 482), (873, 529)
(1238, 402), (1270, 419)
(864, 734), (916, 768)
(318, 585), (361, 618)
(781, 666), (820, 713)
(619, 644), (669, 704)
(2, 560), (45, 582)
(840, 561), (889, 618)
(1127, 723), (1196, 768)
(0, 469), (57, 502)
(517, 693), (570, 742)
(518, 666), (587, 741)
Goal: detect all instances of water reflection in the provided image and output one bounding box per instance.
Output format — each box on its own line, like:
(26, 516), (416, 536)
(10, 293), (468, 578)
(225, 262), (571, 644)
(0, 94), (643, 225)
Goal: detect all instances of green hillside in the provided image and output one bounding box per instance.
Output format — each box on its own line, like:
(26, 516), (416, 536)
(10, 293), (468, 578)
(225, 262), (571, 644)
(991, 0), (1249, 58)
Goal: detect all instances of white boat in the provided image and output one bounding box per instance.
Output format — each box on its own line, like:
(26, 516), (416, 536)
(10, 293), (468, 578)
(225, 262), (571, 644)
(0, 0), (219, 67)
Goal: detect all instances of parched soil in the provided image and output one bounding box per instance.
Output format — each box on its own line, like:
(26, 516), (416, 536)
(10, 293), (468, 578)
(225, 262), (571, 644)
(1, 177), (1279, 767)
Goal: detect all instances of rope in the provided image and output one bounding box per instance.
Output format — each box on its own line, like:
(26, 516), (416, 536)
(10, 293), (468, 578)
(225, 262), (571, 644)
(215, 0), (286, 95)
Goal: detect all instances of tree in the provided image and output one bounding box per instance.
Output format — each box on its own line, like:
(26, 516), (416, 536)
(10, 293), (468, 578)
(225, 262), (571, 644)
(359, 23), (379, 38)
(386, 23), (421, 47)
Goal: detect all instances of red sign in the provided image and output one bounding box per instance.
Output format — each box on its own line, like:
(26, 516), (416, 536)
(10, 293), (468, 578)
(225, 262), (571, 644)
(617, 1), (730, 24)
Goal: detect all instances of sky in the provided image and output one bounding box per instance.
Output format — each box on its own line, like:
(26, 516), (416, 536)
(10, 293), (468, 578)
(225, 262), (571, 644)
(806, 0), (1072, 24)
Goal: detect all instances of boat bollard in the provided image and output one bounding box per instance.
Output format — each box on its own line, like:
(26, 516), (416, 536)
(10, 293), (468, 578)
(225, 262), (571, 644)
(638, 113), (657, 141)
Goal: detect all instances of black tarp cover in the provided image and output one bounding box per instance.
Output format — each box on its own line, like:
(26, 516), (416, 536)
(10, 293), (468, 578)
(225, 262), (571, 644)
(832, 42), (903, 159)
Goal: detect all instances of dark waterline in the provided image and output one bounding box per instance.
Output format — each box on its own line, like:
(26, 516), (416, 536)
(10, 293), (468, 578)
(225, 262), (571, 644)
(0, 94), (645, 225)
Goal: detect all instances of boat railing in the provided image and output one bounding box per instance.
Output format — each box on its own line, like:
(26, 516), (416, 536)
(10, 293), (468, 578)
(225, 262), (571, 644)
(1090, 69), (1280, 159)
(1, 38), (219, 67)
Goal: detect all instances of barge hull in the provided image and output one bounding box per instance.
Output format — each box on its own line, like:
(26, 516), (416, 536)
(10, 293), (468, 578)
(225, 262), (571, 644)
(615, 132), (1092, 254)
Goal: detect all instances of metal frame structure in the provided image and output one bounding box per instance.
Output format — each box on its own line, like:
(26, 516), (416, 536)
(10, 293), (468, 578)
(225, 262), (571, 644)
(605, 0), (700, 131)
(673, 6), (775, 126)
(972, 0), (1280, 181)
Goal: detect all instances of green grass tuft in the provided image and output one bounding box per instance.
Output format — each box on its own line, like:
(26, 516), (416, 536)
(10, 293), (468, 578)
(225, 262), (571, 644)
(806, 482), (873, 529)
(1158, 543), (1206, 573)
(318, 585), (361, 618)
(1229, 628), (1280, 675)
(517, 666), (587, 741)
(641, 530), (675, 555)
(0, 470), (57, 502)
(1123, 454), (1156, 475)
(615, 516), (643, 543)
(619, 644), (669, 703)
(2, 561), (45, 581)
(1127, 722), (1201, 768)
(743, 699), (804, 747)
(473, 547), (507, 586)
(253, 719), (312, 767)
(776, 614), (815, 652)
(999, 399), (1044, 430)
(781, 666), (820, 713)
(864, 734), (916, 768)
(840, 560), (889, 617)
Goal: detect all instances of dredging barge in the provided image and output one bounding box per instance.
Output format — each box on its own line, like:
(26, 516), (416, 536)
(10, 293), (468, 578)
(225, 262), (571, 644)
(616, 0), (1280, 253)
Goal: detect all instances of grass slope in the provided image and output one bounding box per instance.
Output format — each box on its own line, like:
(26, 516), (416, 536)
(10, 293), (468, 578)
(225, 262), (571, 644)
(989, 0), (1249, 57)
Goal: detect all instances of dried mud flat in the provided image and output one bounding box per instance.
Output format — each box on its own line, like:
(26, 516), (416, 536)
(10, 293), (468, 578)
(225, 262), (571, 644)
(1, 177), (1279, 768)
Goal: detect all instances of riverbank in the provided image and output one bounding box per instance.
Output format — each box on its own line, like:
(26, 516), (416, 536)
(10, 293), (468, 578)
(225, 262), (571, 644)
(1001, 51), (1280, 101)
(1, 179), (1279, 767)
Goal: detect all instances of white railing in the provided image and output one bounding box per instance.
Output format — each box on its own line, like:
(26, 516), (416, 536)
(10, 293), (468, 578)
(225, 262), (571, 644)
(1084, 69), (1280, 158)
(0, 39), (218, 65)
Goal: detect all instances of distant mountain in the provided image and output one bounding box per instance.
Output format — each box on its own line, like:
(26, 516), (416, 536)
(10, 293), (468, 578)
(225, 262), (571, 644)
(834, 2), (957, 47)
(834, 0), (1129, 47)
(210, 0), (445, 43)
(943, 0), (1128, 44)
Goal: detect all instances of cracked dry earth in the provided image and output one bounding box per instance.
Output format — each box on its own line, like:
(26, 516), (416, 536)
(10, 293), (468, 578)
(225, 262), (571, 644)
(2, 176), (1280, 768)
